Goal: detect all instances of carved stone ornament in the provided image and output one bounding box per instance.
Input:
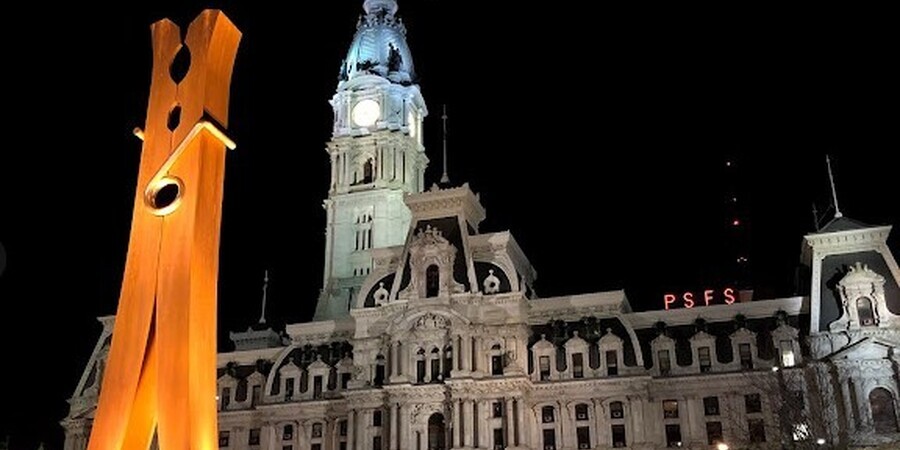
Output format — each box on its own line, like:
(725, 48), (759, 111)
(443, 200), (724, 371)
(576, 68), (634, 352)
(831, 262), (897, 331)
(484, 269), (501, 294)
(415, 313), (450, 330)
(399, 225), (465, 299)
(374, 282), (390, 305)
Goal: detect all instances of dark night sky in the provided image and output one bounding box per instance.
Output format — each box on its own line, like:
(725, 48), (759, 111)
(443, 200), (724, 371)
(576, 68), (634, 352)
(0, 1), (897, 448)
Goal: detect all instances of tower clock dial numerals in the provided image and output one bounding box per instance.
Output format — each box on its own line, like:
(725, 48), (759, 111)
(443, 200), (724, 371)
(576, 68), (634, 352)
(352, 99), (381, 127)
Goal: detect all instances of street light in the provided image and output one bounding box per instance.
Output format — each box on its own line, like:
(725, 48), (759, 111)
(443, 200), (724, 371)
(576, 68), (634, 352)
(716, 443), (730, 450)
(816, 438), (827, 445)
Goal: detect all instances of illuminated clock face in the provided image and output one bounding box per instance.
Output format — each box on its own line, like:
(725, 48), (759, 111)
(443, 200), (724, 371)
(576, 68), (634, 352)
(352, 99), (381, 127)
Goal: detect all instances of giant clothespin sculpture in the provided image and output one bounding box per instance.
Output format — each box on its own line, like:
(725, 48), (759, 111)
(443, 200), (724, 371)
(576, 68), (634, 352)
(88, 10), (241, 450)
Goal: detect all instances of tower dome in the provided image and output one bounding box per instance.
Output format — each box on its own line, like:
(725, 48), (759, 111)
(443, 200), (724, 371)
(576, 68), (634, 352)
(339, 0), (415, 86)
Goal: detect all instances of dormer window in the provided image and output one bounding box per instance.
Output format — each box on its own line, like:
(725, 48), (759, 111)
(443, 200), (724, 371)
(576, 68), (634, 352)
(572, 353), (584, 378)
(606, 351), (618, 376)
(780, 340), (796, 367)
(539, 356), (551, 381)
(658, 350), (672, 375)
(698, 347), (712, 373)
(858, 297), (876, 326)
(739, 343), (753, 370)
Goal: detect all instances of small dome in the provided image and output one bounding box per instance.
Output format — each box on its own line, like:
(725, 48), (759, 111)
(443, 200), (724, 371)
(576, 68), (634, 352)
(339, 0), (415, 85)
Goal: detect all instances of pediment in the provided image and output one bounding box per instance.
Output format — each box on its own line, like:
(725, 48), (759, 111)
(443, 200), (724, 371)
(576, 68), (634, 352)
(827, 336), (898, 361)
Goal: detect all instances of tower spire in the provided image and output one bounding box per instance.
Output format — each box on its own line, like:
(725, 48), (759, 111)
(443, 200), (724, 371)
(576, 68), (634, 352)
(441, 104), (450, 184)
(258, 270), (269, 325)
(826, 155), (843, 219)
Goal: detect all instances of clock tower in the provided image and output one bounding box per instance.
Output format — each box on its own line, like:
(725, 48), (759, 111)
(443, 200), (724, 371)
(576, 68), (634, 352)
(316, 0), (428, 320)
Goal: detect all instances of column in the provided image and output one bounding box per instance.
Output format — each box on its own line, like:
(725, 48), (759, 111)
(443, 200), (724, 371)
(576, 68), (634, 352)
(419, 430), (427, 450)
(325, 418), (336, 450)
(459, 335), (470, 372)
(359, 410), (370, 450)
(390, 404), (399, 450)
(452, 400), (462, 448)
(559, 401), (574, 449)
(477, 401), (489, 449)
(464, 400), (475, 447)
(506, 398), (516, 447)
(348, 410), (356, 450)
(391, 342), (399, 377)
(516, 399), (527, 447)
(841, 378), (856, 430)
(594, 400), (609, 447)
(471, 336), (480, 373)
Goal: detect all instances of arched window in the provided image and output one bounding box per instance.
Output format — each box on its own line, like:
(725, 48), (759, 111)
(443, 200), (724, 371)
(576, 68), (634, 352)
(363, 159), (374, 184)
(426, 264), (440, 298)
(858, 297), (877, 327)
(870, 388), (899, 433)
(416, 348), (426, 384)
(443, 346), (453, 380)
(430, 348), (441, 382)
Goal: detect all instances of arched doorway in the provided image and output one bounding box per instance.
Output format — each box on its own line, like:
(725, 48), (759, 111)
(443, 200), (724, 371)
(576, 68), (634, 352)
(428, 413), (447, 450)
(870, 388), (899, 433)
(426, 264), (440, 298)
(857, 297), (876, 326)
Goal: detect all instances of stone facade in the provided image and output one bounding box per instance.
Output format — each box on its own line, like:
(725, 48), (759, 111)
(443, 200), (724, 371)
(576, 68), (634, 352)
(62, 1), (900, 449)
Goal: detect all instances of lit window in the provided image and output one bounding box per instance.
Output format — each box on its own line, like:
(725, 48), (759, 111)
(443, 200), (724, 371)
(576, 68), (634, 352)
(606, 350), (618, 376)
(539, 355), (551, 381)
(698, 346), (712, 372)
(658, 350), (671, 375)
(780, 340), (795, 367)
(663, 400), (679, 419)
(792, 423), (810, 441)
(572, 353), (584, 378)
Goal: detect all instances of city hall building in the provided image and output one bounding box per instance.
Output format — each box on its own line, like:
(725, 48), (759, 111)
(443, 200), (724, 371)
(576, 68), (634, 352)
(63, 1), (900, 449)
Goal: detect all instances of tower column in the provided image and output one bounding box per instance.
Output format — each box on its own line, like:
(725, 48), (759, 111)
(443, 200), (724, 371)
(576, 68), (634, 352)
(516, 399), (527, 447)
(505, 398), (516, 447)
(463, 399), (475, 447)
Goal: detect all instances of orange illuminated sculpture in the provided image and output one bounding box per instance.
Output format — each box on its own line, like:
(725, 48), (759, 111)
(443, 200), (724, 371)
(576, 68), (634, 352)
(87, 10), (241, 450)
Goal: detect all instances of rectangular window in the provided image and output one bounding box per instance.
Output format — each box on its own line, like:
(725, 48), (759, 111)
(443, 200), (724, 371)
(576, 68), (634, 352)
(493, 428), (504, 450)
(339, 420), (348, 437)
(493, 401), (503, 418)
(218, 431), (230, 448)
(575, 404), (589, 421)
(610, 402), (624, 419)
(542, 429), (557, 450)
(665, 424), (682, 448)
(611, 424), (627, 448)
(706, 422), (723, 445)
(284, 378), (294, 401)
(249, 428), (261, 446)
(745, 393), (762, 414)
(283, 424), (294, 441)
(313, 376), (323, 399)
(251, 385), (261, 407)
(373, 436), (382, 450)
(749, 419), (766, 442)
(739, 343), (753, 369)
(573, 353), (584, 378)
(698, 346), (712, 372)
(663, 399), (679, 419)
(373, 410), (383, 427)
(577, 426), (591, 449)
(606, 351), (618, 376)
(658, 350), (671, 375)
(542, 406), (555, 423)
(374, 364), (385, 387)
(312, 445), (321, 450)
(221, 387), (231, 410)
(432, 358), (441, 380)
(339, 443), (347, 450)
(491, 355), (504, 376)
(283, 446), (293, 450)
(703, 396), (720, 416)
(539, 356), (551, 381)
(780, 340), (796, 367)
(312, 423), (323, 439)
(341, 372), (351, 389)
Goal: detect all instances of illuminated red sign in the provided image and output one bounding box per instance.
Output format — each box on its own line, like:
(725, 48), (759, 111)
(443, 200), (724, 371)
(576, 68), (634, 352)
(664, 288), (736, 310)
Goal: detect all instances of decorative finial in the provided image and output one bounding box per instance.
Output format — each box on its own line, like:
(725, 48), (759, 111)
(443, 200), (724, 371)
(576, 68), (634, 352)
(258, 270), (269, 325)
(826, 155), (842, 219)
(364, 0), (398, 16)
(441, 104), (450, 184)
